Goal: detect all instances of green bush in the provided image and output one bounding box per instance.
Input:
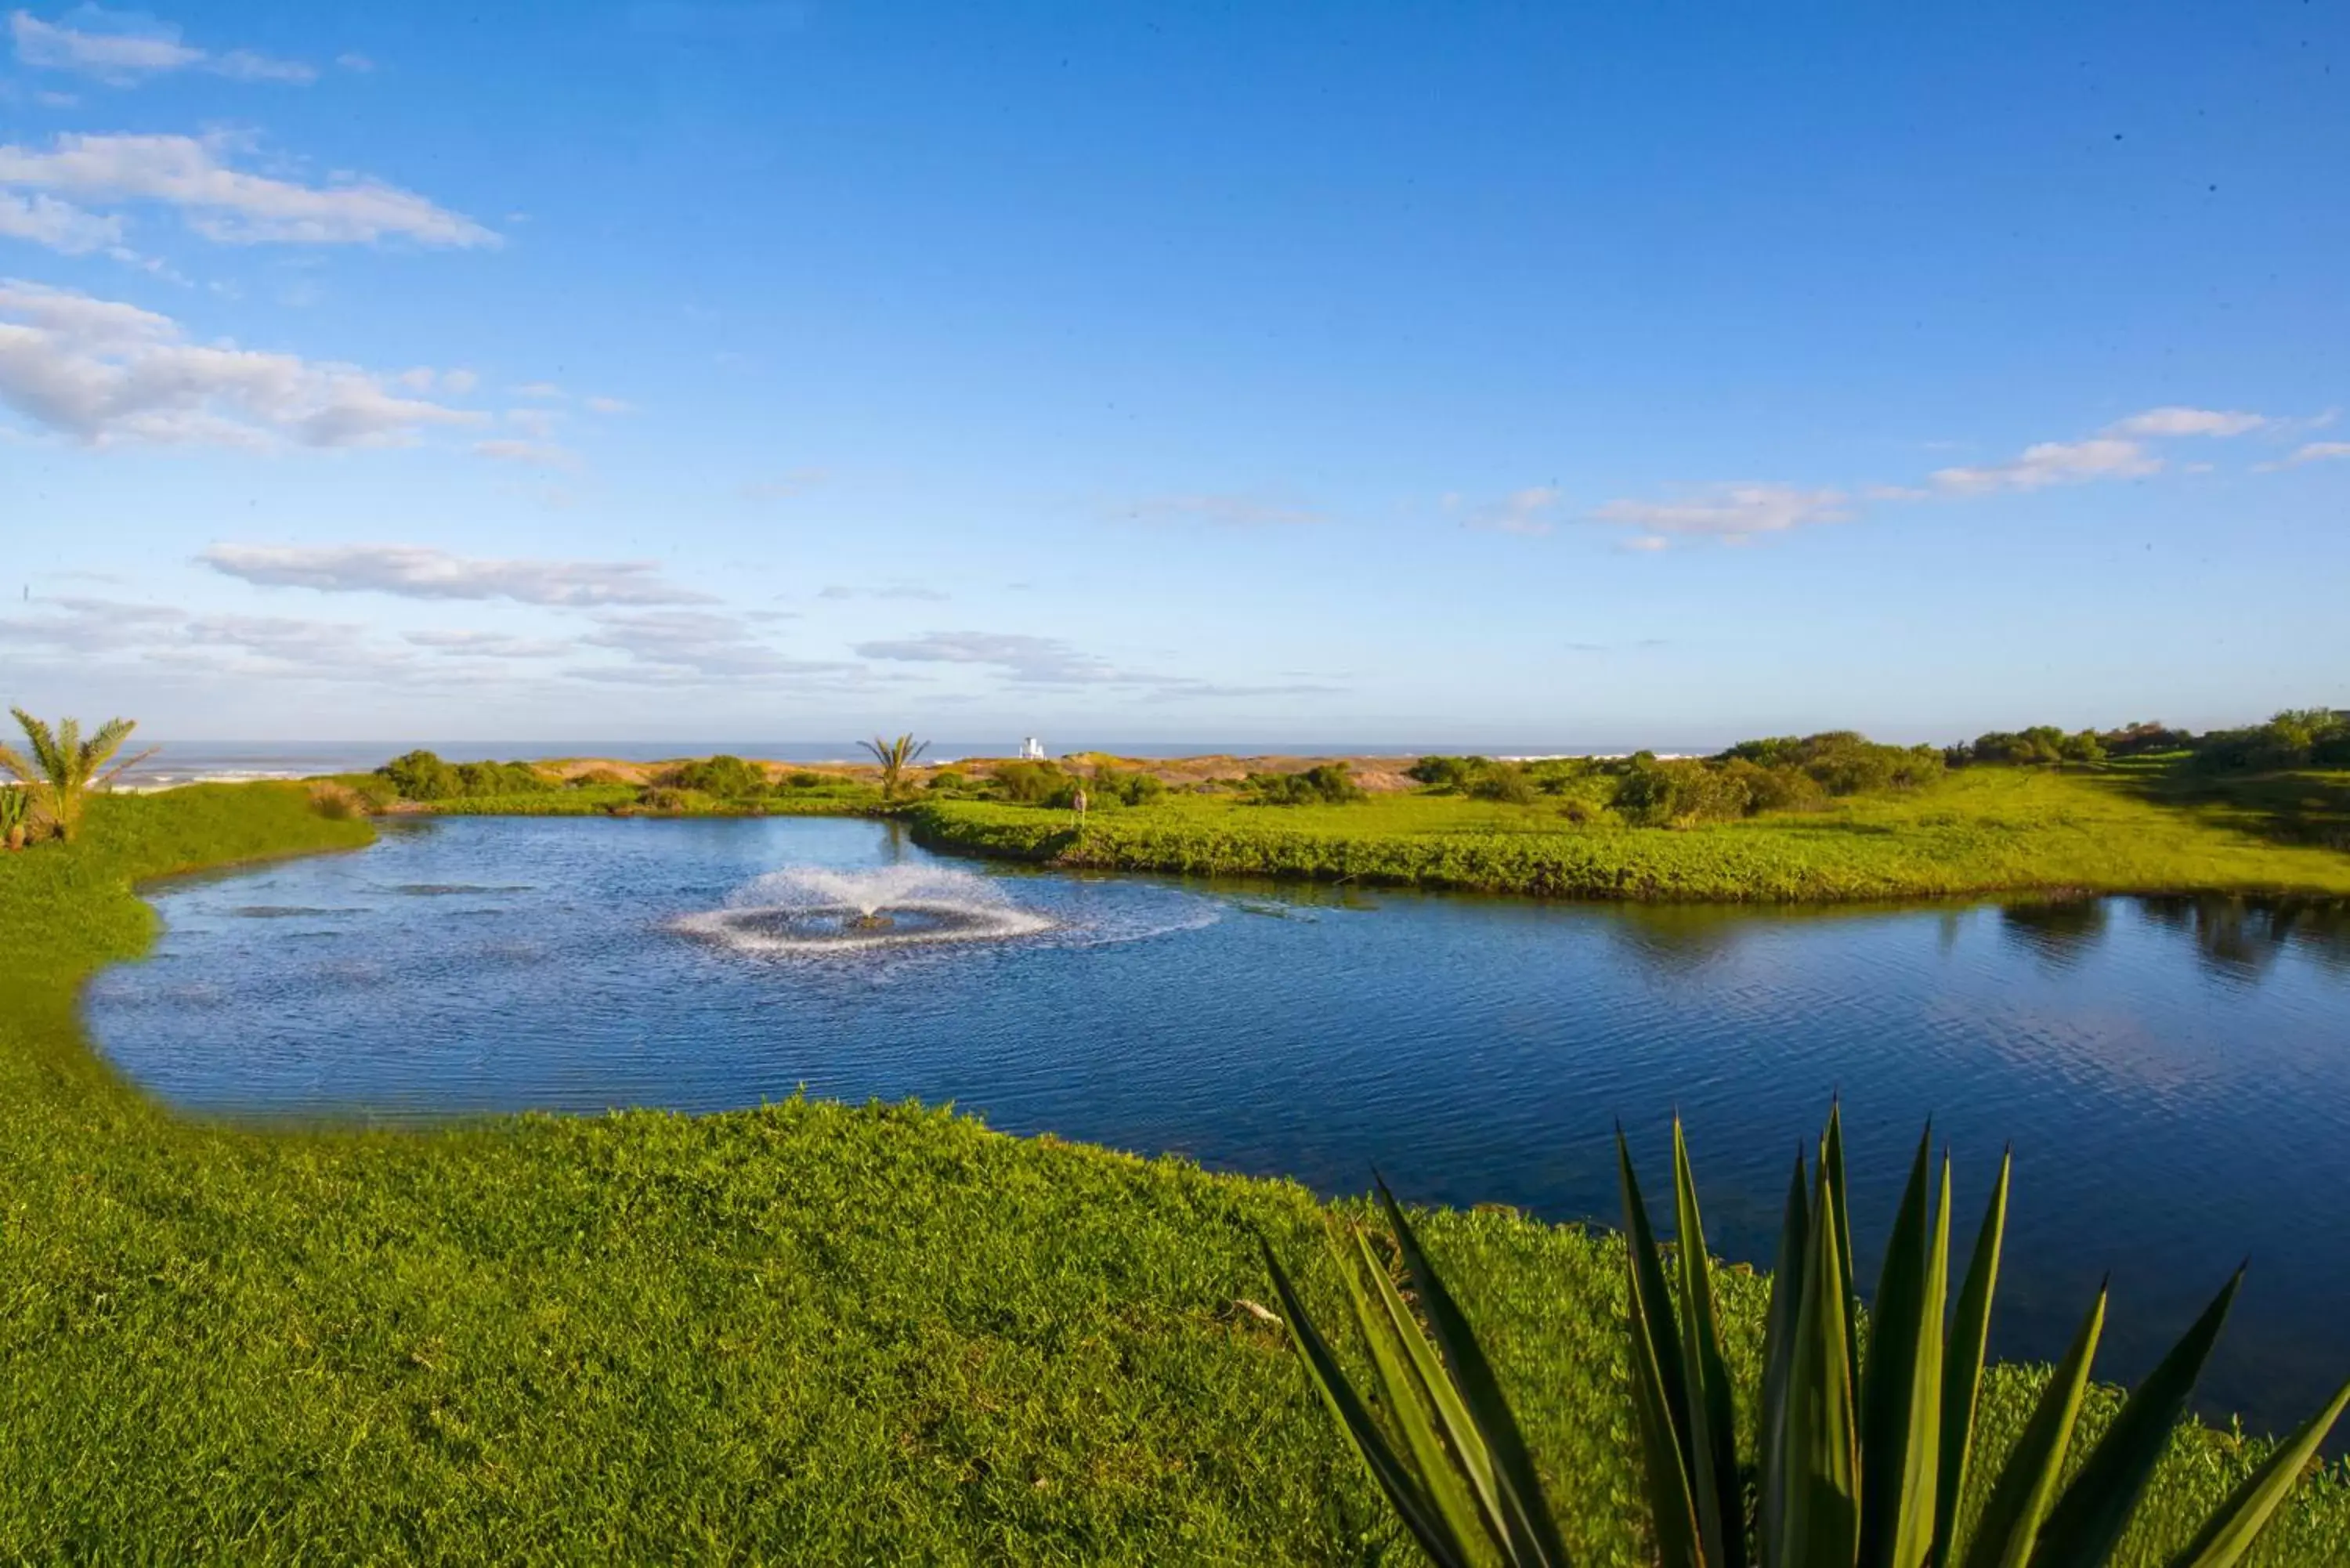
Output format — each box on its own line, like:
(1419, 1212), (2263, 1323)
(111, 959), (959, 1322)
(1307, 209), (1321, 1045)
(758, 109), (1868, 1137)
(660, 755), (767, 797)
(2191, 710), (2350, 774)
(990, 760), (1069, 804)
(1091, 764), (1166, 807)
(1247, 764), (1365, 806)
(1465, 763), (1538, 805)
(377, 749), (459, 801)
(1408, 756), (1488, 790)
(781, 770), (826, 790)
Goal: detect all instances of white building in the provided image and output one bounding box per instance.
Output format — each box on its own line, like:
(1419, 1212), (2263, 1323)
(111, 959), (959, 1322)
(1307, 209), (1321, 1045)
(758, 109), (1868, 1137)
(1019, 737), (1046, 761)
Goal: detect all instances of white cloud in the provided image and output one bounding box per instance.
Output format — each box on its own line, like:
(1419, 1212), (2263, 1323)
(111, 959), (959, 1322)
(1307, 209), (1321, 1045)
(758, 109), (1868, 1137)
(501, 406), (560, 438)
(334, 51), (372, 73)
(0, 132), (496, 247)
(854, 630), (1118, 685)
(584, 395), (632, 415)
(818, 583), (949, 602)
(1108, 493), (1323, 527)
(403, 629), (573, 659)
(1459, 486), (1561, 536)
(508, 380), (564, 400)
(201, 543), (713, 606)
(0, 594), (420, 683)
(474, 437), (580, 468)
(9, 8), (314, 85)
(1929, 438), (2160, 495)
(580, 609), (844, 680)
(2103, 406), (2269, 439)
(0, 277), (485, 447)
(2258, 441), (2350, 471)
(1593, 483), (1851, 543)
(0, 187), (121, 251)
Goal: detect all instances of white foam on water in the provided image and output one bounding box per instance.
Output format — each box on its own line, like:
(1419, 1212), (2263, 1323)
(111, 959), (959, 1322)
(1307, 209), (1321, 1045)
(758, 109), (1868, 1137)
(678, 865), (1056, 955)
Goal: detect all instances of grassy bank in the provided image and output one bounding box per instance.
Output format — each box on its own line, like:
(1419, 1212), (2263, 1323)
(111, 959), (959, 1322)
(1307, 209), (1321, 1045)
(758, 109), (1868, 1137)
(909, 766), (2350, 903)
(2, 786), (2345, 1561)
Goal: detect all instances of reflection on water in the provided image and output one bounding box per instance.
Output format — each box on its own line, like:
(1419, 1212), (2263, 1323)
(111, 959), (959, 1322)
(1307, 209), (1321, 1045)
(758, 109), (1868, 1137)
(83, 816), (2350, 1443)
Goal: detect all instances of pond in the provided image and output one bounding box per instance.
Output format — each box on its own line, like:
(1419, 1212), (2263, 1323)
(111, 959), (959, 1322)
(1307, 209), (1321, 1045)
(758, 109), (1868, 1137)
(85, 814), (2350, 1439)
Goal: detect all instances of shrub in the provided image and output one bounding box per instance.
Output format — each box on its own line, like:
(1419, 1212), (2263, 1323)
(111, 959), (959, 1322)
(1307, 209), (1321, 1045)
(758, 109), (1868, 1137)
(1246, 764), (1365, 806)
(990, 760), (1068, 804)
(660, 754), (767, 797)
(1408, 756), (1488, 791)
(1092, 764), (1166, 807)
(2192, 710), (2349, 774)
(378, 750), (459, 801)
(925, 768), (970, 793)
(455, 760), (551, 797)
(634, 786), (690, 811)
(1265, 1105), (2350, 1568)
(570, 767), (631, 788)
(782, 770), (826, 790)
(1466, 763), (1538, 805)
(1613, 756), (1752, 826)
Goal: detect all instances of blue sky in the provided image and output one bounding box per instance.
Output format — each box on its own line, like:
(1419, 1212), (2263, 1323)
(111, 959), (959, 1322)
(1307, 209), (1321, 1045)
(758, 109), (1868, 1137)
(2, 2), (2345, 749)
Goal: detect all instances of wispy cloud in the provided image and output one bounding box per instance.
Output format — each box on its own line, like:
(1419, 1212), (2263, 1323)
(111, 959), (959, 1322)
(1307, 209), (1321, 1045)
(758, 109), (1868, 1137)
(584, 396), (633, 415)
(818, 583), (948, 602)
(1452, 486), (1562, 536)
(2261, 441), (2350, 471)
(855, 630), (1115, 684)
(0, 186), (121, 251)
(1577, 403), (2301, 551)
(9, 7), (315, 85)
(403, 629), (574, 659)
(0, 278), (486, 447)
(2102, 406), (2269, 439)
(0, 132), (497, 247)
(473, 438), (583, 469)
(1107, 493), (1324, 528)
(1929, 437), (2160, 495)
(851, 627), (1340, 701)
(579, 609), (847, 681)
(1593, 483), (1851, 544)
(201, 544), (713, 606)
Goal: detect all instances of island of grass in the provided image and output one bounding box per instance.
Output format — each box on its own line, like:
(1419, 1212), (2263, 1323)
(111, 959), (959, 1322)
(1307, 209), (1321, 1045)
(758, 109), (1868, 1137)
(2, 782), (2346, 1561)
(905, 731), (2350, 905)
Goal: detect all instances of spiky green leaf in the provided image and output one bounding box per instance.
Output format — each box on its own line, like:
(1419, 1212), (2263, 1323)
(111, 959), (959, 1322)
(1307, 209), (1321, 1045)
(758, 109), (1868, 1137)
(1376, 1179), (1573, 1568)
(1936, 1147), (2010, 1563)
(2164, 1375), (2350, 1568)
(1858, 1129), (1945, 1568)
(2030, 1270), (2240, 1567)
(1961, 1284), (2104, 1568)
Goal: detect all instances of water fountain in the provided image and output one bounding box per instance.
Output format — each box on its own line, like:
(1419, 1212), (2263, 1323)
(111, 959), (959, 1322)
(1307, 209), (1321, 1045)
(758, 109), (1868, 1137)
(674, 865), (1056, 954)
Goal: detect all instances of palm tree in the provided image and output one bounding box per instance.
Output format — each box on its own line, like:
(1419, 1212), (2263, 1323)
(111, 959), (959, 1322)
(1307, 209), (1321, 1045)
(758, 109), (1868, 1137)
(859, 733), (930, 801)
(0, 710), (154, 843)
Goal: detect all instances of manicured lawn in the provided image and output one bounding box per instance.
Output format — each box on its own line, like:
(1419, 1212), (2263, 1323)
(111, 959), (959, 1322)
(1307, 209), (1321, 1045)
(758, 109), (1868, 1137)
(2, 786), (2344, 1562)
(911, 767), (2350, 902)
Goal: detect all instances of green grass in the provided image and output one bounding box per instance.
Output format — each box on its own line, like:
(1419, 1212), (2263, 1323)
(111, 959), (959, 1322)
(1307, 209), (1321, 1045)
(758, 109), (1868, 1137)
(910, 767), (2350, 902)
(2, 785), (2345, 1562)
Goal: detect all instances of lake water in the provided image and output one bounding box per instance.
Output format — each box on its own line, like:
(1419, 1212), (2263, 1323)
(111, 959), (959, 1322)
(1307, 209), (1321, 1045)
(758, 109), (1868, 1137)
(85, 815), (2350, 1438)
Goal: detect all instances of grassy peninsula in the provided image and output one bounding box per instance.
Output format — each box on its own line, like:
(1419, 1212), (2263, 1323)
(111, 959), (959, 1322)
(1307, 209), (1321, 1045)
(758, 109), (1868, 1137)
(909, 760), (2350, 904)
(2, 783), (2347, 1561)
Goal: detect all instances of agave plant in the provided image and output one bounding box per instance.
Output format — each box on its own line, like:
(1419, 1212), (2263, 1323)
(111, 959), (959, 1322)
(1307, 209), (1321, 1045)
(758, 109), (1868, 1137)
(1263, 1107), (2350, 1568)
(859, 733), (930, 801)
(0, 710), (154, 844)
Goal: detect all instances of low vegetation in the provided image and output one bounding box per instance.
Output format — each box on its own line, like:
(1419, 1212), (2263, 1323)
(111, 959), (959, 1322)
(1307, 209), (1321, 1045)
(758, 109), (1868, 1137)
(359, 749), (884, 818)
(910, 763), (2350, 902)
(3, 785), (2345, 1560)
